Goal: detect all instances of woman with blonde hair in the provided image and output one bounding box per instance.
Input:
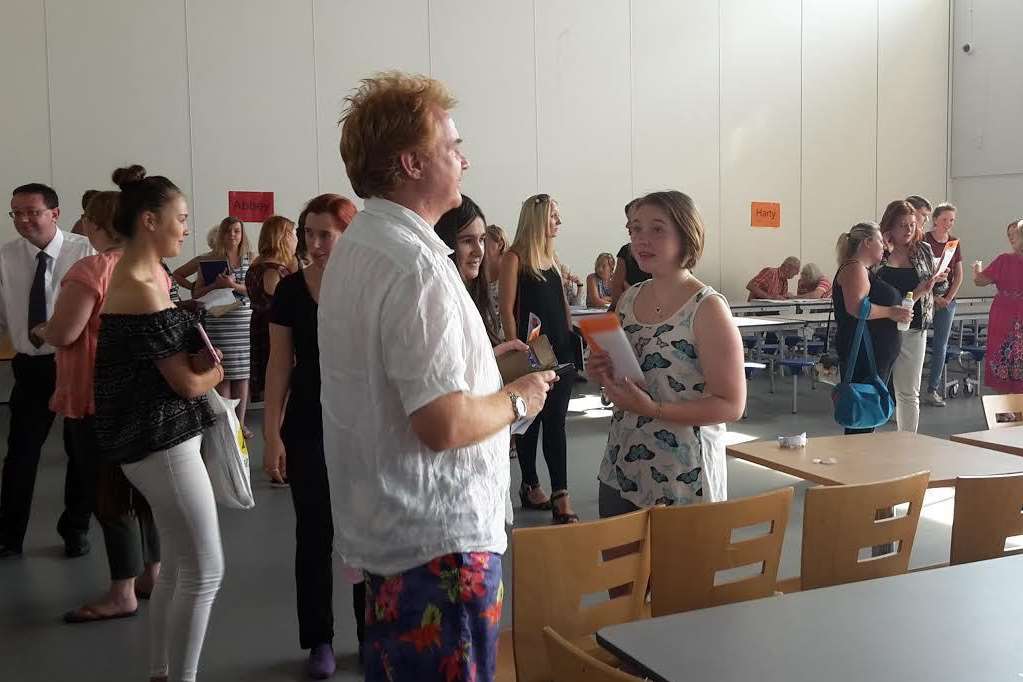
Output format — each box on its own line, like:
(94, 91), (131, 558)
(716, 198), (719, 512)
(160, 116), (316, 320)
(877, 200), (945, 432)
(499, 193), (578, 523)
(832, 222), (910, 434)
(193, 216), (255, 437)
(587, 252), (616, 307)
(245, 215), (297, 408)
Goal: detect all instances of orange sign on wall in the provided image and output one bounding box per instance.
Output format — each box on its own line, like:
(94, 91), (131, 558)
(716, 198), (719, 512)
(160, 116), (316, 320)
(751, 202), (781, 228)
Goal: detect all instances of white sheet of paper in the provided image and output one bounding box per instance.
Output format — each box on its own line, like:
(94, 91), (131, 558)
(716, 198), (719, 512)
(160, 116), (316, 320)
(198, 288), (237, 308)
(588, 327), (645, 383)
(511, 414), (536, 435)
(935, 245), (957, 276)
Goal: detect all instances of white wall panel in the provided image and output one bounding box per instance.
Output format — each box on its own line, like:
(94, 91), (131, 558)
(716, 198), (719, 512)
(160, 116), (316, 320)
(534, 0), (632, 279)
(631, 0), (721, 289)
(951, 0), (1023, 178)
(313, 0), (429, 204)
(801, 0), (877, 279)
(877, 0), (949, 216)
(0, 0), (52, 245)
(430, 0), (537, 233)
(187, 0), (317, 254)
(719, 0), (802, 303)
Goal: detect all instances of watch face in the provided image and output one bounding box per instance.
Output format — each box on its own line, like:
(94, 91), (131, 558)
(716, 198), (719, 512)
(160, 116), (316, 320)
(514, 396), (527, 418)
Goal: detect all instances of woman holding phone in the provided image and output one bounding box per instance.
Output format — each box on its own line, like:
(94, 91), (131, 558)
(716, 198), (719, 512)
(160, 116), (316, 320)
(95, 164), (225, 682)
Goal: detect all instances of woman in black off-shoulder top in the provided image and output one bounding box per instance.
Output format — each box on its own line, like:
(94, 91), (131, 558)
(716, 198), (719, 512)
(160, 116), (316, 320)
(94, 165), (226, 682)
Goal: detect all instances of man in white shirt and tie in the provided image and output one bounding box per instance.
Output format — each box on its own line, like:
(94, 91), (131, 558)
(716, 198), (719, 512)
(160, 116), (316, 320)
(0, 183), (95, 558)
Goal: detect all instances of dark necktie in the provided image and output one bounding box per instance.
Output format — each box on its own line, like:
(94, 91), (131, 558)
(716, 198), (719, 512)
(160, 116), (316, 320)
(28, 251), (48, 348)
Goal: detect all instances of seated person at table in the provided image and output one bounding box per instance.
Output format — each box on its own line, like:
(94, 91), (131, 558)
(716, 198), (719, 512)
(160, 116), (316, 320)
(586, 252), (615, 308)
(796, 262), (832, 299)
(746, 256), (800, 301)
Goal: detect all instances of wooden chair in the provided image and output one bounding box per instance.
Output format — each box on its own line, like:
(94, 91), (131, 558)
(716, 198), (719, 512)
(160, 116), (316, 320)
(542, 626), (642, 682)
(649, 487), (793, 617)
(981, 394), (1023, 429)
(508, 508), (651, 682)
(793, 471), (929, 591)
(950, 473), (1023, 565)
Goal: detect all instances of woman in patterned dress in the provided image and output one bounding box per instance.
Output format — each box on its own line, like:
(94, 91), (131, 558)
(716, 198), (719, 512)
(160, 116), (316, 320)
(245, 215), (297, 405)
(973, 219), (1023, 393)
(588, 191), (745, 515)
(193, 216), (254, 437)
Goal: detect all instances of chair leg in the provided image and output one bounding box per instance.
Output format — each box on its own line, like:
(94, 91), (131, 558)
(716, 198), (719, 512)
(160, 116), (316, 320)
(977, 360), (984, 398)
(791, 372), (798, 414)
(769, 361), (776, 393)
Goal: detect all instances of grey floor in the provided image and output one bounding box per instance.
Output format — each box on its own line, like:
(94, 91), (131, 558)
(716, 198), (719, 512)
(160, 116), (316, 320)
(0, 372), (992, 681)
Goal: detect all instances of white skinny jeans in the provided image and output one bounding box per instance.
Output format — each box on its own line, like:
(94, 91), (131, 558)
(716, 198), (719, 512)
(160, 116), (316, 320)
(122, 435), (223, 682)
(892, 329), (927, 433)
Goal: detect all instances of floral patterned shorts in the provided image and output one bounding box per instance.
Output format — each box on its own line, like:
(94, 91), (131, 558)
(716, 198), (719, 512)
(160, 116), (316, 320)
(364, 552), (504, 682)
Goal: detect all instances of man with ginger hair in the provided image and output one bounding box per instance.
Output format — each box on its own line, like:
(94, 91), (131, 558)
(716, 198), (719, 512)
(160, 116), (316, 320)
(318, 72), (555, 680)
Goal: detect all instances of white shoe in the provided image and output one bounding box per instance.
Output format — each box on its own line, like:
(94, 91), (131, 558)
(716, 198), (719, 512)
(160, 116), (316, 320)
(924, 389), (946, 407)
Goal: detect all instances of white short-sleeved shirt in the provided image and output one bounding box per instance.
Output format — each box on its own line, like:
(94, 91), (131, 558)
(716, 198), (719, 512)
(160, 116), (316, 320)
(318, 198), (509, 576)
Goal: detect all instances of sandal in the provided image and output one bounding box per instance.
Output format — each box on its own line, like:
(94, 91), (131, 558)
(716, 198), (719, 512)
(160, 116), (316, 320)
(63, 605), (138, 624)
(519, 482), (552, 510)
(550, 490), (579, 525)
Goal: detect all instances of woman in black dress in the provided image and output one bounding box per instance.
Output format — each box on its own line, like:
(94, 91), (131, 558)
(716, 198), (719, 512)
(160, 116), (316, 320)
(262, 194), (361, 678)
(832, 222), (913, 434)
(498, 193), (578, 523)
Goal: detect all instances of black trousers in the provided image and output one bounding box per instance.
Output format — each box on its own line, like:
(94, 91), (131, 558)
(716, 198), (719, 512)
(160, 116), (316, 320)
(65, 417), (159, 579)
(286, 431), (367, 649)
(0, 354), (90, 551)
(516, 374), (573, 492)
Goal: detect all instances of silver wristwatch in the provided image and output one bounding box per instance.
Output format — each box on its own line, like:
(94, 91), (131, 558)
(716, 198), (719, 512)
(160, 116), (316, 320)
(508, 392), (527, 420)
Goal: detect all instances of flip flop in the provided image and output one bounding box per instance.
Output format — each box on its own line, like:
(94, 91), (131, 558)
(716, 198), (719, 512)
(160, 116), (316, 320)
(63, 605), (138, 624)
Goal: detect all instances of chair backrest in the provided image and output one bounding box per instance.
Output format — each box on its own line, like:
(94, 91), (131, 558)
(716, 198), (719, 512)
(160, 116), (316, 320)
(512, 509), (651, 682)
(801, 471), (929, 590)
(951, 473), (1023, 565)
(981, 394), (1023, 429)
(649, 487), (794, 617)
(542, 626), (641, 682)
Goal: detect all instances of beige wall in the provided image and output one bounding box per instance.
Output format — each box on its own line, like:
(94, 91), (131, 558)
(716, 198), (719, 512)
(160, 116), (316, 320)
(0, 0), (950, 301)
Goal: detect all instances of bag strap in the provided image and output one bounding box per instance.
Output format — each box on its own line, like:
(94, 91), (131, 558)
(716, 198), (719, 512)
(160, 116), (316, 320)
(843, 297), (881, 383)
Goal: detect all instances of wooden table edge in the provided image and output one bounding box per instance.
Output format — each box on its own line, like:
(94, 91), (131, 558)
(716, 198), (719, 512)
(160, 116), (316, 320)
(725, 444), (967, 489)
(949, 433), (1023, 457)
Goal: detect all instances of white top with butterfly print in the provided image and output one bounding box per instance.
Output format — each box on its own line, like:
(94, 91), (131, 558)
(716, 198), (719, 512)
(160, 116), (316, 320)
(597, 282), (728, 507)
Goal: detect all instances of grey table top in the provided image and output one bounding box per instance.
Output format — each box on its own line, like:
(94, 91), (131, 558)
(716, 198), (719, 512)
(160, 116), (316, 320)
(597, 555), (1023, 682)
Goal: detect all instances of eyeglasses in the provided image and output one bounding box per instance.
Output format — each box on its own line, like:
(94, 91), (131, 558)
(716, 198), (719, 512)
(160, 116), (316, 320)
(531, 194), (550, 205)
(8, 209), (48, 220)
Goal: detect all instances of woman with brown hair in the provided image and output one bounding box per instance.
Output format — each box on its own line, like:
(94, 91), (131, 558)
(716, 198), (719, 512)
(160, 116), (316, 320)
(36, 190), (160, 623)
(499, 193), (578, 523)
(245, 215), (297, 407)
(588, 191), (745, 514)
(877, 200), (945, 432)
(193, 216), (254, 437)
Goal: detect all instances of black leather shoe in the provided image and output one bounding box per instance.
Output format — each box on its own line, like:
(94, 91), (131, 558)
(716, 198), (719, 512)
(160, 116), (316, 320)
(0, 544), (22, 559)
(63, 538), (91, 558)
